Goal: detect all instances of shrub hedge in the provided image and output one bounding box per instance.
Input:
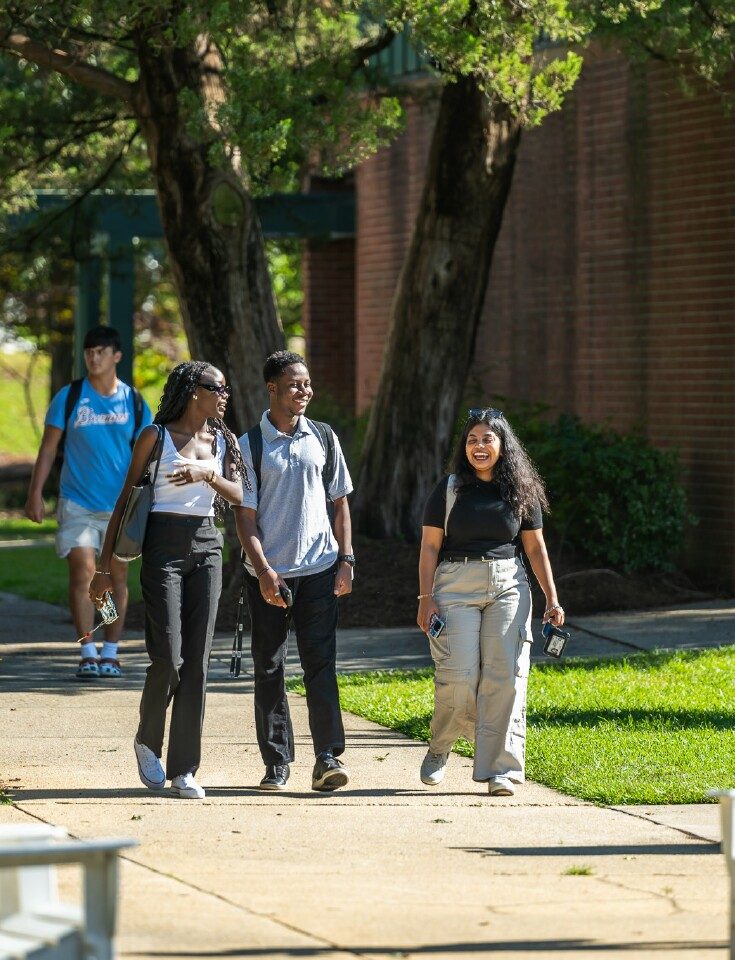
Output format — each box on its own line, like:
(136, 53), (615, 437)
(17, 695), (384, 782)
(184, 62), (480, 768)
(501, 402), (694, 572)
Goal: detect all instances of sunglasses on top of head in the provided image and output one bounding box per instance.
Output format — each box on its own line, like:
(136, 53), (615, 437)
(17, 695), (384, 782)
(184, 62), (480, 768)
(466, 407), (503, 422)
(198, 383), (232, 398)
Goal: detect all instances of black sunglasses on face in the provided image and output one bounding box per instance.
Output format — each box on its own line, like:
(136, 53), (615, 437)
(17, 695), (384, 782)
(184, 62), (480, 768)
(199, 383), (231, 398)
(467, 407), (503, 421)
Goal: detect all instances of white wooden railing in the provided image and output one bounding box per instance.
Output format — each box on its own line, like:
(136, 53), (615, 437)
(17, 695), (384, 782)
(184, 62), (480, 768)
(0, 824), (135, 960)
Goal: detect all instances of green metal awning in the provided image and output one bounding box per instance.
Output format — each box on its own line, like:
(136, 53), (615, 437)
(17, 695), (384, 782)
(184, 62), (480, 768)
(8, 189), (355, 383)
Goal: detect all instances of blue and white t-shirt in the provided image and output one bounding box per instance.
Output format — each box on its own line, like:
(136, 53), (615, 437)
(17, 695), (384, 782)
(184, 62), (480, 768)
(46, 379), (153, 512)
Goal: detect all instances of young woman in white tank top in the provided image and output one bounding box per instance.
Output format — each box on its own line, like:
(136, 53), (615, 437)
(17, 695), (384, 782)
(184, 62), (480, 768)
(91, 361), (252, 799)
(152, 426), (225, 515)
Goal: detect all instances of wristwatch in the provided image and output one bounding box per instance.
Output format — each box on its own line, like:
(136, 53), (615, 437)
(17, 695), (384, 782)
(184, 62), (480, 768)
(338, 554), (356, 567)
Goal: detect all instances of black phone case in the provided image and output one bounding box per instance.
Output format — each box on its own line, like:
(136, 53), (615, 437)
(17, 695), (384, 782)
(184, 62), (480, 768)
(543, 633), (567, 658)
(542, 623), (570, 659)
(279, 584), (294, 608)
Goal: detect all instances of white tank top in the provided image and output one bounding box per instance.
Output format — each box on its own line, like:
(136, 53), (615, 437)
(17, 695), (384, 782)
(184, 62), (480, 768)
(150, 428), (226, 516)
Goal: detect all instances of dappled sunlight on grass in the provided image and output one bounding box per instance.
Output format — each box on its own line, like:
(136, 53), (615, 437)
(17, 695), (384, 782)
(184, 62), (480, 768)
(285, 649), (735, 804)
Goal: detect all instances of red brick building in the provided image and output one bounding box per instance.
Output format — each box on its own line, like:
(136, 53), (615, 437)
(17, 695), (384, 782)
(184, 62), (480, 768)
(303, 47), (735, 588)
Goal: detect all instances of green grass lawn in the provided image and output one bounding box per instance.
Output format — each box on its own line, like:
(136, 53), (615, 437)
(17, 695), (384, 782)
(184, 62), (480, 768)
(0, 538), (143, 606)
(0, 352), (51, 457)
(0, 517), (57, 540)
(0, 515), (231, 606)
(288, 648), (735, 805)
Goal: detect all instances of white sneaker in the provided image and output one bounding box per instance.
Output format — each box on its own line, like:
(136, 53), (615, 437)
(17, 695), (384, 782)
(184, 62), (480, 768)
(420, 749), (449, 785)
(134, 738), (165, 790)
(170, 773), (205, 799)
(488, 776), (515, 797)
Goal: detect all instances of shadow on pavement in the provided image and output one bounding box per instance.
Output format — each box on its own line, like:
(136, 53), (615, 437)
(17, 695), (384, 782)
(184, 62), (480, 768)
(528, 706), (735, 730)
(142, 938), (727, 955)
(457, 843), (718, 857)
(10, 787), (485, 801)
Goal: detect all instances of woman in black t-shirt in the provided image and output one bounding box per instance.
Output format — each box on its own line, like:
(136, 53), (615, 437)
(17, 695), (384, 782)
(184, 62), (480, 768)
(417, 408), (564, 796)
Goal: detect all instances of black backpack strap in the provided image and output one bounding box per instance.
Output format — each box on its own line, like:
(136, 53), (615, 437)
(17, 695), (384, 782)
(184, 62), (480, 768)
(236, 424), (264, 584)
(131, 388), (144, 449)
(232, 424), (256, 676)
(306, 419), (336, 499)
(246, 425), (263, 491)
(64, 379), (83, 429)
(56, 379), (84, 464)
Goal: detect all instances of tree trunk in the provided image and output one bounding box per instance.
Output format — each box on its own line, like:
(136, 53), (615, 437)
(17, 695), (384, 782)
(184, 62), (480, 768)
(49, 312), (73, 397)
(48, 266), (75, 397)
(354, 77), (522, 539)
(134, 34), (283, 434)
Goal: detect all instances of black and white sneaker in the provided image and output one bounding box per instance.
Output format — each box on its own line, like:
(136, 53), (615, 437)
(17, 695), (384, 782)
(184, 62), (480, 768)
(259, 764), (290, 790)
(312, 752), (349, 792)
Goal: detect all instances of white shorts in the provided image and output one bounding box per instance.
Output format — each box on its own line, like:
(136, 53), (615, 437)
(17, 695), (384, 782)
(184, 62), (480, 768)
(55, 497), (112, 559)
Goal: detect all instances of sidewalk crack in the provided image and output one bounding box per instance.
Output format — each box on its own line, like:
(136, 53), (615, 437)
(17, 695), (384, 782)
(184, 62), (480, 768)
(608, 804), (719, 845)
(594, 875), (683, 914)
(9, 802), (372, 959)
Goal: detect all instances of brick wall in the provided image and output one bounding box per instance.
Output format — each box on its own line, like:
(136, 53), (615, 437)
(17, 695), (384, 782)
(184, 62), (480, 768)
(346, 48), (735, 585)
(303, 236), (356, 409)
(355, 96), (437, 411)
(475, 48), (735, 586)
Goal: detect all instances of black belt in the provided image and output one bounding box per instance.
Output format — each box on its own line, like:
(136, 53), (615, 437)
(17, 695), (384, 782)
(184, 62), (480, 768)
(441, 552), (511, 563)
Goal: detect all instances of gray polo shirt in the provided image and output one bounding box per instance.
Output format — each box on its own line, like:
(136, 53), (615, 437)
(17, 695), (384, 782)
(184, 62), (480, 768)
(238, 411), (353, 578)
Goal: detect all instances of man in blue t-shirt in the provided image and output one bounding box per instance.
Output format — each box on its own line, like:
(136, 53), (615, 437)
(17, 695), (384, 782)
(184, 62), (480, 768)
(25, 326), (152, 679)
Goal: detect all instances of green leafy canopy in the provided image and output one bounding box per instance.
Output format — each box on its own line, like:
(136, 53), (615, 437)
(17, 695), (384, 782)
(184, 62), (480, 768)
(1, 1), (734, 214)
(0, 1), (406, 209)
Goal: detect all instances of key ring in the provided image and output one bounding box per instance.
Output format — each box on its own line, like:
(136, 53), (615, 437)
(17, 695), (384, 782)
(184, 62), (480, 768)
(78, 591), (119, 642)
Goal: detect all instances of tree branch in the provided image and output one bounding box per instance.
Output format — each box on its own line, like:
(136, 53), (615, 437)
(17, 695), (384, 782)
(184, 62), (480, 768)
(0, 32), (136, 102)
(351, 26), (396, 73)
(6, 126), (140, 253)
(47, 18), (136, 49)
(7, 116), (131, 177)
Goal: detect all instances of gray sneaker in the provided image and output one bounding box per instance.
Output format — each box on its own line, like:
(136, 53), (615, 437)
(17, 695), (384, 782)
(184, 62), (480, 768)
(134, 738), (165, 791)
(420, 749), (449, 786)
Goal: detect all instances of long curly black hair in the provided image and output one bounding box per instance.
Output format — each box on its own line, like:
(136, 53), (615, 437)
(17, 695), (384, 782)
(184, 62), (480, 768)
(154, 360), (252, 515)
(450, 410), (549, 521)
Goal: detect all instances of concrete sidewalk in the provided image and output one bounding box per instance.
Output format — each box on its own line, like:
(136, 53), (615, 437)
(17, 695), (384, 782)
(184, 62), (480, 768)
(1, 592), (733, 958)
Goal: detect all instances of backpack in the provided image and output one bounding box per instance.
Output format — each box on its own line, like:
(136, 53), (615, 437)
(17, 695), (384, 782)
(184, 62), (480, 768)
(444, 474), (458, 535)
(55, 379), (144, 467)
(246, 418), (337, 503)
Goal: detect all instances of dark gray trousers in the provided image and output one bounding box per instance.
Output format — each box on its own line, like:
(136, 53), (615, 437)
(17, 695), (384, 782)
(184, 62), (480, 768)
(138, 514), (223, 779)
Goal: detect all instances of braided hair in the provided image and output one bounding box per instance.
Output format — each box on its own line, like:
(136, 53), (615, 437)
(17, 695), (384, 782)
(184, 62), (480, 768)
(154, 360), (252, 515)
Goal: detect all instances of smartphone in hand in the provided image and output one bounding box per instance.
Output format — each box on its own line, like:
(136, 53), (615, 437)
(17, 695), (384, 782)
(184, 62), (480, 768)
(427, 612), (445, 640)
(279, 583), (293, 608)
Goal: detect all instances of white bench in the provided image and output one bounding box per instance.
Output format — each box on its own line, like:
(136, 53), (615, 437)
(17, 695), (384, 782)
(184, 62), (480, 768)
(0, 824), (136, 960)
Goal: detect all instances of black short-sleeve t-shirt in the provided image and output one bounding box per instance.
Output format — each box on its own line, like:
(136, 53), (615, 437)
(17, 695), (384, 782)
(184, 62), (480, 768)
(423, 475), (543, 559)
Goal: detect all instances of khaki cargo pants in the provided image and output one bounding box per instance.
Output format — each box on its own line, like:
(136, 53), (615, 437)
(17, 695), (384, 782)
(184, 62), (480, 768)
(430, 555), (532, 782)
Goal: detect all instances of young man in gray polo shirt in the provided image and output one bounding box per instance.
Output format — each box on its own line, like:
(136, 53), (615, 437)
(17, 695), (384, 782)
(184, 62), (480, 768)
(234, 351), (355, 792)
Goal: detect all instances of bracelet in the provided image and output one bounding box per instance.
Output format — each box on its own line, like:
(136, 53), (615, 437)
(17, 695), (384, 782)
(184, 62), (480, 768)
(417, 593), (433, 600)
(256, 566), (271, 578)
(95, 570), (111, 576)
(545, 603), (563, 613)
(206, 470), (216, 484)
